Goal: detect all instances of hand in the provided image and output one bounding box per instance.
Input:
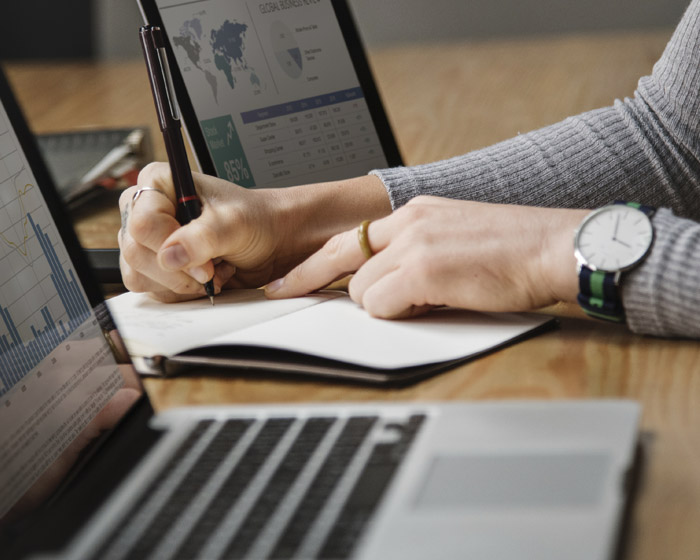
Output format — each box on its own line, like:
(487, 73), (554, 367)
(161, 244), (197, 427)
(118, 163), (391, 302)
(266, 196), (588, 318)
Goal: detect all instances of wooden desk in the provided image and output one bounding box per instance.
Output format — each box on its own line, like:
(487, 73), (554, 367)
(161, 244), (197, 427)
(6, 30), (700, 559)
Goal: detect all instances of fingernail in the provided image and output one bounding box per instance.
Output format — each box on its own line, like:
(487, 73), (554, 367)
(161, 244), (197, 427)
(187, 266), (210, 284)
(161, 244), (190, 270)
(266, 277), (284, 294)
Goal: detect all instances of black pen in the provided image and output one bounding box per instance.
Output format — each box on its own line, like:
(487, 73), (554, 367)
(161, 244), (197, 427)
(139, 24), (216, 305)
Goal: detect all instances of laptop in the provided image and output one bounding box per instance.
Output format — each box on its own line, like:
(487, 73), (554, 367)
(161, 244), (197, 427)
(0, 65), (642, 559)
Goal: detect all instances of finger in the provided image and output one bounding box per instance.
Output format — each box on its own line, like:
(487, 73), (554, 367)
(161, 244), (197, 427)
(120, 236), (208, 297)
(358, 267), (431, 319)
(347, 239), (434, 318)
(157, 217), (222, 274)
(347, 241), (403, 304)
(136, 162), (177, 196)
(127, 187), (180, 253)
(213, 261), (237, 287)
(265, 221), (383, 298)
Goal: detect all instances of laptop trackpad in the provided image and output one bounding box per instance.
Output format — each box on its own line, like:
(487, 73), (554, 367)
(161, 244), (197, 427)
(415, 453), (611, 508)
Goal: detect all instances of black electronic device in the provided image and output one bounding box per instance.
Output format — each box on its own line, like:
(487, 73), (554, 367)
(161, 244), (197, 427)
(137, 0), (402, 187)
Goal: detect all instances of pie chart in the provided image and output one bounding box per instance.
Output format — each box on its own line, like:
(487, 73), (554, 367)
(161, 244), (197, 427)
(271, 21), (303, 79)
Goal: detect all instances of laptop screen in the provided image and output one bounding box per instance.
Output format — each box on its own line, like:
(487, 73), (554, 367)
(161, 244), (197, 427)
(0, 71), (143, 527)
(140, 0), (400, 187)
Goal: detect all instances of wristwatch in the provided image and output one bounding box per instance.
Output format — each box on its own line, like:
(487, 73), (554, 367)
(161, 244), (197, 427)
(574, 201), (655, 322)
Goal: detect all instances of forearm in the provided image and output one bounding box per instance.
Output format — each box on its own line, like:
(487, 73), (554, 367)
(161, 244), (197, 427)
(623, 209), (700, 338)
(273, 174), (391, 267)
(374, 0), (700, 221)
(375, 97), (700, 217)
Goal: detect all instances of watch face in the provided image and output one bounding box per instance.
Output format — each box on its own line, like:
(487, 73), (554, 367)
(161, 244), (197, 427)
(575, 205), (653, 272)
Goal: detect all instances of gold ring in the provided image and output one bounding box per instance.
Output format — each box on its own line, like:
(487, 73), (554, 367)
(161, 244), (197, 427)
(357, 220), (374, 259)
(132, 187), (167, 204)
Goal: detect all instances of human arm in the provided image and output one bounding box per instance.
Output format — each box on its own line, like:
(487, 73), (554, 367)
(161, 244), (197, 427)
(360, 0), (700, 337)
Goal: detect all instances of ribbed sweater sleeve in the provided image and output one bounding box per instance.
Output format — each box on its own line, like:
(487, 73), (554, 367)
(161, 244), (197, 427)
(372, 0), (700, 338)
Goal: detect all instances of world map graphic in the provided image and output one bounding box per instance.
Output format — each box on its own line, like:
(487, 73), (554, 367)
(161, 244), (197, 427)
(172, 17), (263, 103)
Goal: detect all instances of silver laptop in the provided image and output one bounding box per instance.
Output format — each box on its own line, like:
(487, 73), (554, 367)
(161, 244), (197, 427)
(0, 66), (641, 559)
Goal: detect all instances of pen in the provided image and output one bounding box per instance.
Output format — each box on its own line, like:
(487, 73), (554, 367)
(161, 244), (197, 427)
(139, 24), (216, 305)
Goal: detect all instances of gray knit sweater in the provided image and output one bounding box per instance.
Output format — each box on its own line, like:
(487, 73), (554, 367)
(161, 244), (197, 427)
(373, 0), (700, 339)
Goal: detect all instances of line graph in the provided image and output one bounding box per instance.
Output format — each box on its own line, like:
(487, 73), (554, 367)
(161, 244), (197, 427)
(0, 181), (34, 257)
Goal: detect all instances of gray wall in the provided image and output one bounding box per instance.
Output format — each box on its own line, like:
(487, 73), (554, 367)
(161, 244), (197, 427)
(96, 0), (688, 58)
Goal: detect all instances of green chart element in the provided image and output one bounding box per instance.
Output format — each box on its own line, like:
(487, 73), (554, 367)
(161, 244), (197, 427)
(200, 115), (256, 188)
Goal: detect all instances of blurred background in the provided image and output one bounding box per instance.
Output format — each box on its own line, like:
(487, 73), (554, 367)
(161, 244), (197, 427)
(0, 0), (690, 60)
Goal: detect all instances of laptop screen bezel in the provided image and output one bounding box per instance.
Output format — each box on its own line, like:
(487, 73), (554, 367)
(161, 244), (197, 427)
(137, 0), (403, 178)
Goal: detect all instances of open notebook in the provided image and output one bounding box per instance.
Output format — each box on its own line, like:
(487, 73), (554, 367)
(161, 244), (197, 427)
(107, 290), (555, 384)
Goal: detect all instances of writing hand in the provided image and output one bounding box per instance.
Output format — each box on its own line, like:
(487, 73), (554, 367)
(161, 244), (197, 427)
(119, 163), (279, 301)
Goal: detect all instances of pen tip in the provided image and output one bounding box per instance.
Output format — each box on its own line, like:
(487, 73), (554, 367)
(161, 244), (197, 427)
(210, 296), (215, 306)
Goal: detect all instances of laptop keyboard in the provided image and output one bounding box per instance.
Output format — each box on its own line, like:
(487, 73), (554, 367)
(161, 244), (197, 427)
(91, 413), (425, 560)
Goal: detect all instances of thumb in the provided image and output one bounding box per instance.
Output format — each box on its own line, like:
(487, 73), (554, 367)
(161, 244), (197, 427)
(157, 214), (221, 273)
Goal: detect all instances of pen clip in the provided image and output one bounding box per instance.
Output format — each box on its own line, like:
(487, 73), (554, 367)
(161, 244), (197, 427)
(140, 25), (180, 127)
(157, 47), (180, 122)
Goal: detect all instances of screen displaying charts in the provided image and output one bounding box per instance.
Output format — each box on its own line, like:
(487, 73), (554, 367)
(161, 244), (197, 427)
(0, 99), (124, 518)
(157, 0), (389, 188)
(0, 167), (93, 396)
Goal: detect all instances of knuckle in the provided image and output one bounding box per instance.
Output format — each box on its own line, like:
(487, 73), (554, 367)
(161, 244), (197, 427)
(285, 262), (306, 285)
(322, 232), (347, 263)
(121, 268), (146, 293)
(137, 161), (168, 185)
(406, 195), (432, 206)
(118, 235), (142, 267)
(407, 202), (431, 221)
(129, 211), (158, 244)
(119, 187), (135, 210)
(170, 275), (199, 295)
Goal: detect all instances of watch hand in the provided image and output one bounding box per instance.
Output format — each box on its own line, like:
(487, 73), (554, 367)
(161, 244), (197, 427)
(612, 215), (621, 241)
(614, 238), (632, 248)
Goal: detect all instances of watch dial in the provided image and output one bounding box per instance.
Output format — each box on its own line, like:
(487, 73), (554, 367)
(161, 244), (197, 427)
(575, 205), (653, 272)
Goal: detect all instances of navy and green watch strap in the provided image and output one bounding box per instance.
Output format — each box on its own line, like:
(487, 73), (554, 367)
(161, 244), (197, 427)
(577, 268), (625, 322)
(614, 201), (655, 215)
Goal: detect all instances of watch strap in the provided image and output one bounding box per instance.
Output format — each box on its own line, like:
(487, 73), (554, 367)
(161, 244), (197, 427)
(613, 200), (656, 216)
(578, 267), (625, 322)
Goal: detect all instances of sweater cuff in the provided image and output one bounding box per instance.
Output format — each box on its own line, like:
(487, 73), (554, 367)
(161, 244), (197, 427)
(369, 167), (419, 210)
(622, 208), (700, 338)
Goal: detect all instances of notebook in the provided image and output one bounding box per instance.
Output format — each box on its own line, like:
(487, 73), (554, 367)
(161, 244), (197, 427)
(107, 289), (555, 384)
(0, 32), (641, 560)
(136, 0), (403, 185)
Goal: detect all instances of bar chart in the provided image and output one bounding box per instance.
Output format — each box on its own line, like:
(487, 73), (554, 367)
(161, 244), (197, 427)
(0, 211), (91, 397)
